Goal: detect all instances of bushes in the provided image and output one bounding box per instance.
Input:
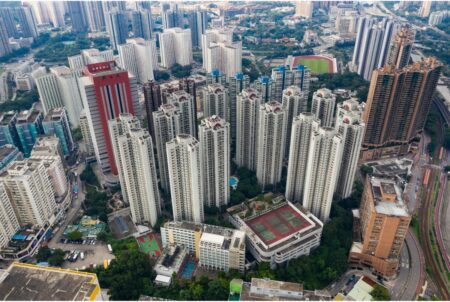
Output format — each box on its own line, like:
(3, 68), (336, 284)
(80, 164), (99, 187)
(0, 90), (38, 112)
(171, 63), (192, 78)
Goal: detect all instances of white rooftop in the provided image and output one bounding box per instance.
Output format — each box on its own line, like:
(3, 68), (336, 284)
(201, 232), (225, 246)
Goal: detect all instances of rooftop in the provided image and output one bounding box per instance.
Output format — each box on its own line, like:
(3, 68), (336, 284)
(370, 177), (409, 217)
(0, 112), (16, 125)
(244, 203), (313, 245)
(16, 109), (40, 124)
(0, 263), (100, 301)
(251, 278), (303, 293)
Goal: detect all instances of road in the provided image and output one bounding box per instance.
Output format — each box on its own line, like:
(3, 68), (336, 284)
(391, 231), (425, 300)
(419, 168), (450, 300)
(49, 164), (86, 249)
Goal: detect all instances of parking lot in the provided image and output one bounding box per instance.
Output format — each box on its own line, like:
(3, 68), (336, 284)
(59, 242), (115, 270)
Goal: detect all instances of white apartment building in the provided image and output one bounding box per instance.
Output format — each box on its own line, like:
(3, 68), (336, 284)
(201, 83), (228, 120)
(108, 114), (141, 205)
(256, 101), (287, 191)
(118, 38), (158, 83)
(49, 66), (83, 127)
(35, 73), (63, 114)
(161, 221), (246, 272)
(166, 90), (197, 138)
(281, 86), (307, 158)
(311, 88), (336, 127)
(199, 116), (230, 208)
(285, 113), (321, 203)
(0, 160), (57, 227)
(116, 127), (161, 226)
(35, 66), (84, 127)
(202, 28), (242, 77)
(153, 104), (183, 192)
(79, 110), (95, 156)
(166, 134), (204, 223)
(0, 183), (20, 249)
(235, 88), (262, 170)
(28, 155), (67, 200)
(159, 28), (193, 68)
(68, 48), (115, 71)
(303, 127), (343, 222)
(335, 99), (365, 198)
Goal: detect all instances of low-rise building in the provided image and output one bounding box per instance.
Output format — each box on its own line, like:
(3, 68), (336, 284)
(154, 244), (188, 282)
(160, 221), (246, 272)
(0, 263), (103, 300)
(228, 198), (323, 268)
(229, 278), (331, 301)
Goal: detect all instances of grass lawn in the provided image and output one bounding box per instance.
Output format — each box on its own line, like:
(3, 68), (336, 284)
(298, 58), (331, 74)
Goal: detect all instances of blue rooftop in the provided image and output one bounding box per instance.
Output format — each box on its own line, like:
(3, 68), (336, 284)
(211, 69), (221, 76)
(295, 64), (306, 71)
(235, 72), (244, 80)
(259, 76), (270, 83)
(277, 65), (286, 71)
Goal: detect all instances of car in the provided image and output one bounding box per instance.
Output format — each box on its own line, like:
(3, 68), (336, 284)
(82, 240), (86, 245)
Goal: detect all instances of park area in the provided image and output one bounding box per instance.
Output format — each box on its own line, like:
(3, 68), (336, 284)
(245, 204), (312, 245)
(292, 55), (336, 74)
(136, 233), (162, 258)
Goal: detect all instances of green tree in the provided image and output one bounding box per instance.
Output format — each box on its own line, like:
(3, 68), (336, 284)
(171, 63), (192, 78)
(72, 127), (83, 141)
(360, 164), (374, 175)
(370, 284), (390, 301)
(154, 70), (170, 81)
(67, 230), (83, 241)
(95, 250), (154, 300)
(36, 247), (52, 261)
(48, 249), (66, 267)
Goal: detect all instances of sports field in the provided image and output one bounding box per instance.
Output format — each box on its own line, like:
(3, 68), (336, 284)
(137, 233), (162, 257)
(293, 55), (334, 74)
(245, 204), (312, 245)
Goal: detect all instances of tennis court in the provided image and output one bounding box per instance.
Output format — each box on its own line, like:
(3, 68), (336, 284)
(245, 204), (312, 245)
(137, 233), (162, 257)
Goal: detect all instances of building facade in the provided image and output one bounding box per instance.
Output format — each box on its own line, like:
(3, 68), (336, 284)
(199, 116), (230, 208)
(303, 127), (343, 222)
(166, 134), (204, 223)
(285, 113), (320, 203)
(311, 88), (336, 127)
(78, 61), (140, 175)
(256, 101), (287, 191)
(235, 88), (261, 170)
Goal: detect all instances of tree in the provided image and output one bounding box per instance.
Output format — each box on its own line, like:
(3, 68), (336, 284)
(370, 284), (390, 301)
(171, 63), (192, 78)
(72, 127), (83, 141)
(36, 247), (52, 261)
(360, 164), (374, 175)
(80, 164), (99, 187)
(67, 230), (83, 241)
(95, 250), (155, 300)
(154, 70), (170, 81)
(48, 249), (65, 267)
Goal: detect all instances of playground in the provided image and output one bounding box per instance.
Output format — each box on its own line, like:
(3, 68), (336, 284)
(136, 233), (162, 257)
